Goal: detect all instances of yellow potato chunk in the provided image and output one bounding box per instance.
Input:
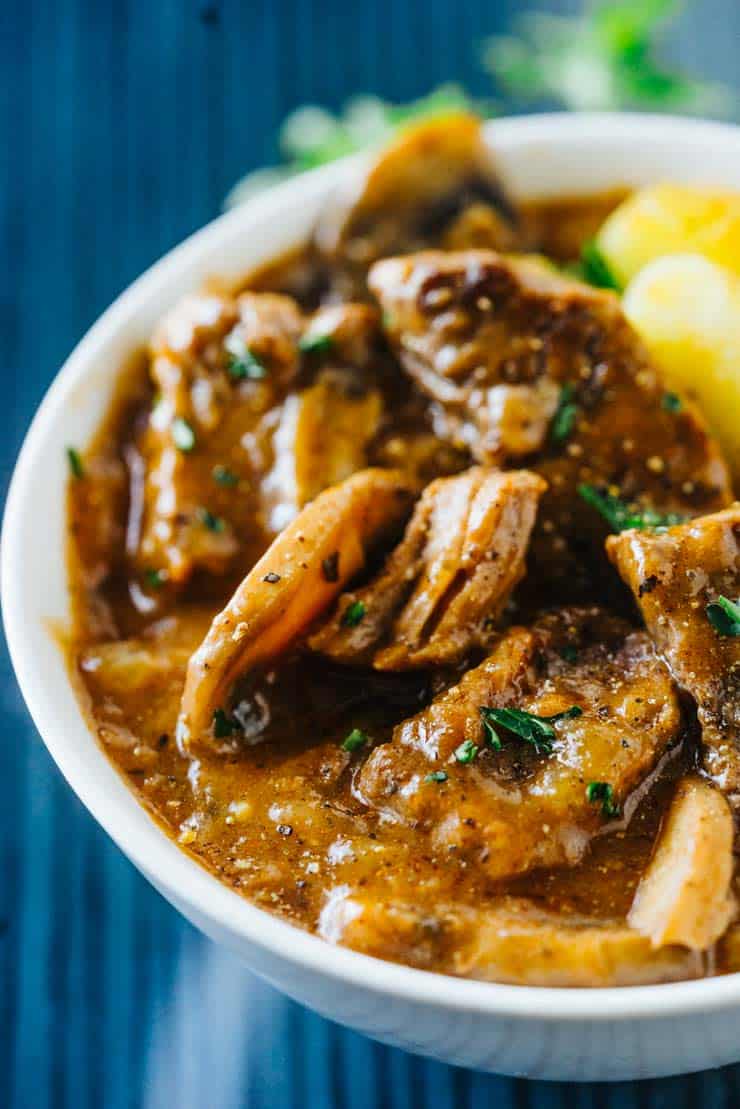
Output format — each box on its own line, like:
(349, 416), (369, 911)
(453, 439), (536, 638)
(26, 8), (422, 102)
(623, 253), (740, 481)
(597, 184), (740, 287)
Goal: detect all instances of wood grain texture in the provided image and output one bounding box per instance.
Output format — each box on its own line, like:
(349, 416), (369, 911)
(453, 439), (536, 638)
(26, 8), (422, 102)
(1, 0), (738, 1104)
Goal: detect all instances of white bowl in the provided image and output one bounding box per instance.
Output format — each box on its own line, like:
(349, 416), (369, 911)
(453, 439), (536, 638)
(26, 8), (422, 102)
(4, 113), (740, 1083)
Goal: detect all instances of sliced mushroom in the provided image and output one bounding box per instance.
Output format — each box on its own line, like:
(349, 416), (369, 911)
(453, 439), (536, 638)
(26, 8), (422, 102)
(177, 468), (416, 751)
(315, 113), (522, 292)
(628, 776), (736, 951)
(310, 466), (546, 669)
(319, 890), (703, 986)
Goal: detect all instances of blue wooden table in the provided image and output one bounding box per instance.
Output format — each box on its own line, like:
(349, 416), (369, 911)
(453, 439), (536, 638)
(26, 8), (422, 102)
(2, 2), (739, 1105)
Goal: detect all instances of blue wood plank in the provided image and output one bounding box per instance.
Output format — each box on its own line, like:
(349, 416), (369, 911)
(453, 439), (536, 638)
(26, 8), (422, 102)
(1, 1), (739, 1107)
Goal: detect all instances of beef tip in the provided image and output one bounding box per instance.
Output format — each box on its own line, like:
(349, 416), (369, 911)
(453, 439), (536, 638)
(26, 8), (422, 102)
(355, 608), (683, 881)
(315, 114), (523, 296)
(318, 890), (702, 986)
(608, 506), (740, 802)
(263, 304), (387, 528)
(310, 467), (545, 669)
(133, 290), (304, 586)
(177, 469), (416, 752)
(369, 249), (732, 601)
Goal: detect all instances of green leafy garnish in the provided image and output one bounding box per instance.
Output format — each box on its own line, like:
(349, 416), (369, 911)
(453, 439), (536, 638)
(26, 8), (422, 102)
(579, 240), (621, 291)
(481, 1), (734, 116)
(66, 446), (84, 479)
(479, 705), (582, 755)
(212, 465), (239, 487)
(172, 418), (196, 453)
(480, 709), (503, 751)
(455, 739), (479, 764)
(342, 728), (368, 753)
(298, 333), (334, 357)
(586, 780), (620, 818)
(213, 708), (237, 738)
(706, 596), (740, 638)
(197, 507), (225, 533)
(425, 770), (449, 783)
(550, 383), (579, 443)
(578, 484), (685, 533)
(342, 600), (366, 627)
(228, 348), (267, 381)
(661, 391), (682, 413)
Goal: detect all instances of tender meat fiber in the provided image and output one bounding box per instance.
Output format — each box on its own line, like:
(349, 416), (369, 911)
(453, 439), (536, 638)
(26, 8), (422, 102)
(369, 250), (732, 598)
(178, 469), (416, 750)
(315, 114), (523, 295)
(319, 891), (704, 986)
(310, 467), (545, 669)
(134, 290), (304, 585)
(356, 608), (683, 881)
(608, 506), (740, 801)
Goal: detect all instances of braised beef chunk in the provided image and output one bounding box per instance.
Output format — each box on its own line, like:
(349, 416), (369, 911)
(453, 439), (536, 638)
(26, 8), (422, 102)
(356, 608), (682, 881)
(608, 506), (740, 802)
(133, 291), (304, 587)
(310, 467), (545, 669)
(315, 114), (523, 296)
(369, 250), (732, 599)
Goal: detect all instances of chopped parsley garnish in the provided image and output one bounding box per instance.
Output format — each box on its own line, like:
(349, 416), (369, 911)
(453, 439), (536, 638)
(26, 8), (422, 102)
(586, 781), (620, 818)
(212, 464), (239, 487)
(228, 348), (267, 380)
(144, 568), (167, 590)
(197, 507), (225, 533)
(661, 391), (682, 413)
(578, 484), (685, 534)
(322, 552), (340, 582)
(454, 739), (479, 764)
(550, 383), (578, 444)
(480, 708), (503, 751)
(425, 770), (448, 783)
(706, 595), (740, 638)
(172, 418), (196, 452)
(213, 708), (237, 738)
(298, 332), (334, 356)
(341, 600), (366, 627)
(342, 728), (368, 753)
(66, 446), (84, 479)
(580, 240), (621, 291)
(479, 705), (582, 755)
(559, 644), (578, 663)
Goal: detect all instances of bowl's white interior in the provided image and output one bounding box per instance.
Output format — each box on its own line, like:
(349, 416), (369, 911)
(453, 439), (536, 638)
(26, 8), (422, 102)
(4, 112), (740, 1023)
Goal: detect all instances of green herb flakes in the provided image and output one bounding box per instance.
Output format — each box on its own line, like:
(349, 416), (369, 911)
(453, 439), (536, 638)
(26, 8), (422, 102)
(342, 728), (368, 753)
(479, 705), (582, 756)
(586, 780), (620, 818)
(298, 332), (334, 356)
(661, 391), (682, 413)
(197, 507), (225, 533)
(425, 770), (448, 784)
(144, 568), (167, 590)
(580, 240), (621, 291)
(66, 446), (84, 479)
(578, 484), (685, 534)
(706, 595), (740, 638)
(454, 739), (479, 764)
(212, 465), (239, 487)
(550, 383), (578, 444)
(341, 600), (366, 627)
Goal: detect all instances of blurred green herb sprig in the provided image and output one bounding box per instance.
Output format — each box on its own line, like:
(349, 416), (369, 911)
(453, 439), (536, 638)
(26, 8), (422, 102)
(226, 0), (736, 207)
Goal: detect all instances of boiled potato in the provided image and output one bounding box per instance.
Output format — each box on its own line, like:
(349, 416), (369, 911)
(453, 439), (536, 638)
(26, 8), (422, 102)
(597, 185), (740, 288)
(623, 253), (740, 482)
